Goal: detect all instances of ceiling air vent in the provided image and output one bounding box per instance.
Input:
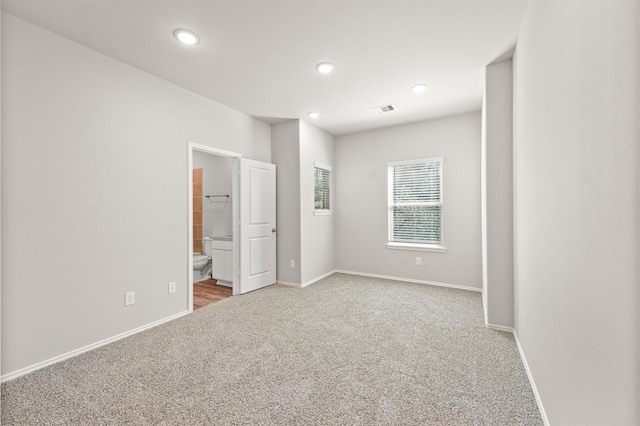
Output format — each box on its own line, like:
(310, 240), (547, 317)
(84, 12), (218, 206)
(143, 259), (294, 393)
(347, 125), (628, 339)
(374, 104), (395, 113)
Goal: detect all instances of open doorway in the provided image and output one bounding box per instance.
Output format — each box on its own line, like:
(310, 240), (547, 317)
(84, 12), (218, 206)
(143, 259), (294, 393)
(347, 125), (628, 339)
(187, 142), (241, 312)
(188, 142), (278, 312)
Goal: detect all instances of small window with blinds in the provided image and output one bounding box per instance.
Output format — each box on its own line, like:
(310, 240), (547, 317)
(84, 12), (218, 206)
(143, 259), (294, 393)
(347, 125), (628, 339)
(387, 157), (445, 252)
(314, 162), (331, 215)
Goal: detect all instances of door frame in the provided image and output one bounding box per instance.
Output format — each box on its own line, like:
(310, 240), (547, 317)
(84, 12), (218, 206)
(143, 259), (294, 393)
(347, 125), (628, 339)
(187, 141), (241, 313)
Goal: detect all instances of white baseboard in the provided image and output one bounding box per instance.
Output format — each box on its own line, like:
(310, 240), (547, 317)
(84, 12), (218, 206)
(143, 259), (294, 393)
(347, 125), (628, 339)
(1, 310), (190, 383)
(482, 291), (489, 324)
(276, 270), (337, 289)
(301, 270), (336, 287)
(276, 280), (301, 288)
(485, 322), (514, 332)
(334, 269), (482, 293)
(513, 330), (550, 426)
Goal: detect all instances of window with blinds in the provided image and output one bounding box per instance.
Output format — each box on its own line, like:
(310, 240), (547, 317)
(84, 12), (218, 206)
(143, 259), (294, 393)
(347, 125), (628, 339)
(388, 158), (443, 247)
(314, 163), (331, 212)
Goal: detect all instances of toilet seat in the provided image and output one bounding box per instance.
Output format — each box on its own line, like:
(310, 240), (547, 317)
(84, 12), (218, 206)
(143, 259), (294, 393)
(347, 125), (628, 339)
(193, 254), (209, 263)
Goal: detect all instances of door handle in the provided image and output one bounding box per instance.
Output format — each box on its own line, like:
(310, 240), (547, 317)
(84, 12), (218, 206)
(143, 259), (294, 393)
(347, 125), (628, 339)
(272, 228), (277, 233)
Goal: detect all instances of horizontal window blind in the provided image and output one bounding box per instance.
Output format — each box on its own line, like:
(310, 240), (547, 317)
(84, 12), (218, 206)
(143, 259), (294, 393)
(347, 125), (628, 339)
(314, 166), (330, 210)
(389, 159), (442, 245)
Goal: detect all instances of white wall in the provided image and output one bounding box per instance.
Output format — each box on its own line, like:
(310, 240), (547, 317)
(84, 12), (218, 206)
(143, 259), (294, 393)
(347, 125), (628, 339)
(271, 120), (301, 284)
(0, 9), (3, 388)
(271, 120), (336, 285)
(1, 14), (270, 377)
(299, 120), (335, 284)
(193, 152), (233, 238)
(335, 113), (482, 289)
(513, 1), (638, 424)
(482, 59), (514, 328)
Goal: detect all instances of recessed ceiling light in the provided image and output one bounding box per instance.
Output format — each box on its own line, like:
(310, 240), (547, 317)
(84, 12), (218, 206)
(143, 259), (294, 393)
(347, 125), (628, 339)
(411, 84), (428, 94)
(315, 62), (335, 74)
(173, 29), (200, 45)
(308, 112), (320, 119)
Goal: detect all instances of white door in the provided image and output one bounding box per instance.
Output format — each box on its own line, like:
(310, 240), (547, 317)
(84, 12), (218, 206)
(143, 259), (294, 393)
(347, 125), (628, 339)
(239, 158), (276, 294)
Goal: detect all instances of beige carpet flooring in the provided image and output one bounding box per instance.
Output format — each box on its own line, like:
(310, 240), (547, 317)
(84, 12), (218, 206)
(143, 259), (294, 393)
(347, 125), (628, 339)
(1, 273), (543, 425)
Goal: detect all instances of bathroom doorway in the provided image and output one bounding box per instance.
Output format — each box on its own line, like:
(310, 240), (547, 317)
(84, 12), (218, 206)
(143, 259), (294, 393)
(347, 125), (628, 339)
(187, 142), (277, 312)
(187, 143), (241, 312)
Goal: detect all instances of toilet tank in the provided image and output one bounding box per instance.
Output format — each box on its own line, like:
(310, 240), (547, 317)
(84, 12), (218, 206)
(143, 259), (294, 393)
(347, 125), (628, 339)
(202, 237), (213, 256)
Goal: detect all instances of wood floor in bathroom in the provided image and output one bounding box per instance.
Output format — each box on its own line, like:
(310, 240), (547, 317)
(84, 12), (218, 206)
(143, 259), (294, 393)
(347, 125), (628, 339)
(193, 279), (233, 310)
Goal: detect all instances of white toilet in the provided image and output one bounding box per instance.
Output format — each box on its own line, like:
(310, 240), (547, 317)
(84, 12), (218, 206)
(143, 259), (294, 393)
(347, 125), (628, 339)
(193, 237), (213, 282)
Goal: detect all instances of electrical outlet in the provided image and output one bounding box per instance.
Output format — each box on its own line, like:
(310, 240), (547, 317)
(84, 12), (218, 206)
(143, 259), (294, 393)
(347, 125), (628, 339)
(125, 291), (135, 306)
(416, 257), (422, 266)
(168, 281), (177, 294)
(290, 260), (295, 268)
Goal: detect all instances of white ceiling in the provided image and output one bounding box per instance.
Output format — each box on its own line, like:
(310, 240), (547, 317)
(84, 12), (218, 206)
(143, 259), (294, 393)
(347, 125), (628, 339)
(1, 0), (527, 136)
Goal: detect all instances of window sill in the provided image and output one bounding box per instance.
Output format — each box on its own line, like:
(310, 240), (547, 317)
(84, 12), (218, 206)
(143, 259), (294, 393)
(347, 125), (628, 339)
(386, 242), (447, 253)
(313, 210), (332, 216)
